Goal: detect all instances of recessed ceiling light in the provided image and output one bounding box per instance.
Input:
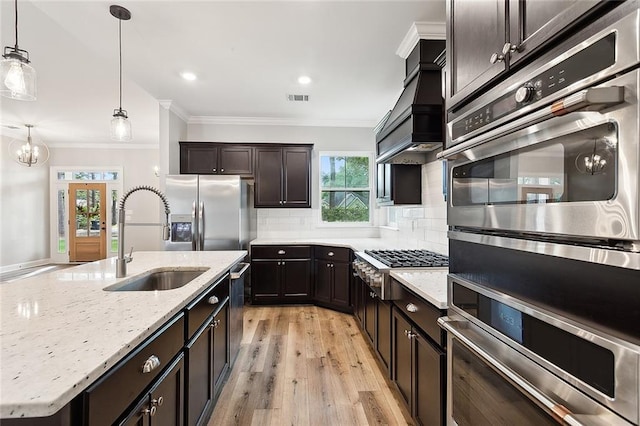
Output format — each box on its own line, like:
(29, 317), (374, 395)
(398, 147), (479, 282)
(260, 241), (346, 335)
(180, 71), (197, 81)
(297, 75), (312, 85)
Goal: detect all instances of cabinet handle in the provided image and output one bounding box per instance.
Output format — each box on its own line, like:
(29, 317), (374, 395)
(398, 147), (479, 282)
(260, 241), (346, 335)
(283, 200), (287, 204)
(502, 42), (520, 55)
(208, 295), (220, 305)
(141, 406), (157, 416)
(213, 168), (217, 172)
(151, 397), (164, 407)
(489, 52), (505, 64)
(221, 168), (224, 172)
(328, 251), (334, 256)
(404, 329), (410, 336)
(406, 303), (418, 313)
(278, 250), (286, 255)
(142, 355), (161, 374)
(327, 263), (331, 268)
(279, 201), (283, 205)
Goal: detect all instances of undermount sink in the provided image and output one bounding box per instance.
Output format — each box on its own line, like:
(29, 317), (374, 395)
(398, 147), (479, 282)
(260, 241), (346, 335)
(104, 268), (208, 292)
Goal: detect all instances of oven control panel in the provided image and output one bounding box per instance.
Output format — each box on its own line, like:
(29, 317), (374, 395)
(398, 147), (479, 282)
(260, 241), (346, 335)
(451, 33), (616, 141)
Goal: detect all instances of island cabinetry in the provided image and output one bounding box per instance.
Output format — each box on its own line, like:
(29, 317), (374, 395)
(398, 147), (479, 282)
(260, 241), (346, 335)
(251, 245), (312, 303)
(184, 275), (230, 426)
(254, 145), (312, 208)
(391, 279), (446, 425)
(313, 246), (352, 312)
(180, 142), (254, 177)
(81, 314), (185, 426)
(120, 354), (185, 426)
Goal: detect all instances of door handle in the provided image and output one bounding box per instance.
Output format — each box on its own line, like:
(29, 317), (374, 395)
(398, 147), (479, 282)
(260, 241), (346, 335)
(191, 201), (197, 251)
(199, 201), (205, 250)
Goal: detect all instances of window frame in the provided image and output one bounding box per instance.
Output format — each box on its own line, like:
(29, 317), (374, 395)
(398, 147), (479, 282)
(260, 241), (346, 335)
(317, 151), (374, 227)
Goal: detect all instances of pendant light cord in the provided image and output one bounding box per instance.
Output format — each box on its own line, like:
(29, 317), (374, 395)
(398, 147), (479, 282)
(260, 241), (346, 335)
(118, 18), (123, 111)
(13, 0), (19, 49)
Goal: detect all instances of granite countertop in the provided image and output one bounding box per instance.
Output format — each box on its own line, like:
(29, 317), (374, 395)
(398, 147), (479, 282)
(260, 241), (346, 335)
(390, 270), (449, 309)
(250, 237), (430, 252)
(0, 251), (246, 419)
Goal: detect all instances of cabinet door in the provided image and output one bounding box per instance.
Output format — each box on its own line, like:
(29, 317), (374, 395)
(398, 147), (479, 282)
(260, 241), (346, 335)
(331, 261), (351, 308)
(282, 147), (311, 208)
(354, 275), (366, 328)
(251, 260), (281, 302)
(219, 146), (253, 176)
(212, 304), (229, 395)
(414, 330), (445, 426)
(314, 259), (332, 303)
(254, 148), (283, 207)
(120, 395), (150, 426)
(392, 309), (412, 407)
(508, 0), (604, 65)
(150, 355), (185, 426)
(282, 259), (311, 300)
(392, 165), (422, 205)
(364, 290), (377, 345)
(180, 143), (218, 174)
(376, 300), (392, 373)
(447, 0), (507, 107)
(186, 322), (213, 426)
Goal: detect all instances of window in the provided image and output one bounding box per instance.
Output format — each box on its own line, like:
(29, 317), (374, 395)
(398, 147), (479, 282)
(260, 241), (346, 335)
(320, 154), (371, 223)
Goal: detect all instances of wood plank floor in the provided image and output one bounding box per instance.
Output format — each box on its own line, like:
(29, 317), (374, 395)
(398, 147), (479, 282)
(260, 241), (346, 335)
(210, 305), (413, 426)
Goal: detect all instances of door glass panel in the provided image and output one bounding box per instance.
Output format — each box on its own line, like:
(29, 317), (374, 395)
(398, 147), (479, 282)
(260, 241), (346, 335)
(451, 123), (617, 206)
(57, 190), (66, 253)
(75, 189), (89, 237)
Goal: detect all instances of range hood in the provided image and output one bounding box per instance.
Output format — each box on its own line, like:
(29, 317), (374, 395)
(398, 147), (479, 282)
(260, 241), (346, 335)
(376, 39), (446, 164)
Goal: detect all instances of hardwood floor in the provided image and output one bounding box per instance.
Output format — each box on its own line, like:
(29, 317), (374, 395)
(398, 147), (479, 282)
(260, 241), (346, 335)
(210, 305), (413, 425)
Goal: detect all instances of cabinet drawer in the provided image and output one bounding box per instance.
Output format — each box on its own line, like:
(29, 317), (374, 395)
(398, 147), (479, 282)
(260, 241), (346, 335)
(314, 246), (351, 262)
(391, 279), (445, 347)
(83, 313), (184, 426)
(186, 274), (230, 340)
(252, 245), (312, 259)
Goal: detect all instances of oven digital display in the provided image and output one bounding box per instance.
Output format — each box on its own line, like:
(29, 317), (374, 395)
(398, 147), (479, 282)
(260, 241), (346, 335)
(491, 300), (523, 344)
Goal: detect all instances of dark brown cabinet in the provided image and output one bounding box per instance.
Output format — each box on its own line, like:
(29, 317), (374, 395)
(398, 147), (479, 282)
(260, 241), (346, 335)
(313, 246), (351, 312)
(353, 274), (366, 328)
(121, 354), (185, 426)
(376, 163), (422, 205)
(254, 145), (312, 208)
(447, 0), (609, 108)
(180, 142), (253, 177)
(251, 245), (312, 303)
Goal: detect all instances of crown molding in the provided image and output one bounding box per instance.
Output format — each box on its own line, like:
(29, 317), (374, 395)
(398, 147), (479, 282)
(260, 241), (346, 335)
(50, 142), (159, 150)
(188, 116), (376, 128)
(396, 21), (446, 59)
(158, 99), (190, 123)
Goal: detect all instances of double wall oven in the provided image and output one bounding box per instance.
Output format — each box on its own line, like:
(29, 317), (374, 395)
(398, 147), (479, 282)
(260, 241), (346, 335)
(441, 3), (640, 426)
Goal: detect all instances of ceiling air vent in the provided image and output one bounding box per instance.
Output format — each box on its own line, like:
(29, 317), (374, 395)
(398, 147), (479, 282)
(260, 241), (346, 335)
(287, 94), (309, 102)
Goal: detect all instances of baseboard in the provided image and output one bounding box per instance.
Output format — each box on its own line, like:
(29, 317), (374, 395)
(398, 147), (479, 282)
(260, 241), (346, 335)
(0, 258), (52, 274)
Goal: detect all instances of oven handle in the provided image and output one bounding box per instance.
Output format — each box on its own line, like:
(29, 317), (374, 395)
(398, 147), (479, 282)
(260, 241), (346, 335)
(439, 317), (584, 426)
(440, 86), (625, 160)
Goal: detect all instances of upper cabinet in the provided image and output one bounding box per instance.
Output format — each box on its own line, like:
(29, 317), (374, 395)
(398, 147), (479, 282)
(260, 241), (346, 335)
(180, 142), (253, 177)
(254, 145), (312, 208)
(446, 0), (610, 109)
(376, 163), (422, 206)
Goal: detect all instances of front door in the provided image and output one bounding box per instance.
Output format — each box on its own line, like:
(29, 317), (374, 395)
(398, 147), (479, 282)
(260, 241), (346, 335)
(69, 183), (107, 262)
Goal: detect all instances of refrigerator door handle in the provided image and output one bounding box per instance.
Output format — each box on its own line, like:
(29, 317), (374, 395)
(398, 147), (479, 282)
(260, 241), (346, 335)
(199, 201), (205, 250)
(191, 201), (198, 251)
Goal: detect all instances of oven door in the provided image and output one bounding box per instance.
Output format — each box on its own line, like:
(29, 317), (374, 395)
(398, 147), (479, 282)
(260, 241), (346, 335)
(445, 68), (639, 243)
(439, 316), (635, 426)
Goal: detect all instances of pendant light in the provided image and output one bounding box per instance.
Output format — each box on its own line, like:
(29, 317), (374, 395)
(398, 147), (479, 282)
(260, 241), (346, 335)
(8, 124), (49, 167)
(1, 0), (36, 101)
(109, 5), (132, 141)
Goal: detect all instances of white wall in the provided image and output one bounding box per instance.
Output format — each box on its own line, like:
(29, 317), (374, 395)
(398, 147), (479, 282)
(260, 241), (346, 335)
(379, 158), (448, 255)
(49, 147), (163, 252)
(186, 123), (381, 239)
(0, 135), (50, 269)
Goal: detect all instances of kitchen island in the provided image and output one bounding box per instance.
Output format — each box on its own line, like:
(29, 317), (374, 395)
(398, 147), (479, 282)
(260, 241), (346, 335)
(0, 250), (246, 421)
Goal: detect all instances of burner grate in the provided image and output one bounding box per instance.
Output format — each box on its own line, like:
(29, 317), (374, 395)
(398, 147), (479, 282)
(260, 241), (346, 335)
(364, 249), (448, 268)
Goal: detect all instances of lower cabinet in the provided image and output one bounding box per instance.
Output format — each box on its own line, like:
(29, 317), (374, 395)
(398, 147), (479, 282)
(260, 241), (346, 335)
(362, 288), (391, 374)
(353, 274), (366, 328)
(313, 246), (352, 312)
(251, 246), (312, 303)
(121, 354), (185, 426)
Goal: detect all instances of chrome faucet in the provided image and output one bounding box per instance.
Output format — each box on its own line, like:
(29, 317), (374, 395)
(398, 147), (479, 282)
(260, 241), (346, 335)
(116, 185), (170, 278)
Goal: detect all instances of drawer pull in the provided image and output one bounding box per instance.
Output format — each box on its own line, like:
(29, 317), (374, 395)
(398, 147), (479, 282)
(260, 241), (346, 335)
(142, 355), (161, 374)
(208, 295), (220, 305)
(406, 303), (418, 313)
(151, 397), (164, 407)
(328, 251), (334, 257)
(141, 406), (157, 416)
(278, 249), (286, 255)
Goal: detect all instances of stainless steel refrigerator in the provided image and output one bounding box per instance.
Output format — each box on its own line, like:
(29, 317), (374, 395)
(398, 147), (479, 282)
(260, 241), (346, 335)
(164, 175), (256, 251)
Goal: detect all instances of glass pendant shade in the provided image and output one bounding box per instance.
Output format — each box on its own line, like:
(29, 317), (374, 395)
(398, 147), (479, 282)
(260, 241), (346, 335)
(1, 56), (36, 100)
(111, 111), (132, 141)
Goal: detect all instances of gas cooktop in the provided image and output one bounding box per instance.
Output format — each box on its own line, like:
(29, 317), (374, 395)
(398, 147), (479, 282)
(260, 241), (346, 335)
(364, 249), (449, 268)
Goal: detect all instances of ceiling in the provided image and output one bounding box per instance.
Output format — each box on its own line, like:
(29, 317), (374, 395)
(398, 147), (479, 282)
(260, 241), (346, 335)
(0, 1), (445, 147)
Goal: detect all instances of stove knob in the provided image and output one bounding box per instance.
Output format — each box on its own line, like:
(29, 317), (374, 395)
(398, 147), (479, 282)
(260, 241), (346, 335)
(515, 85), (534, 103)
(372, 274), (382, 287)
